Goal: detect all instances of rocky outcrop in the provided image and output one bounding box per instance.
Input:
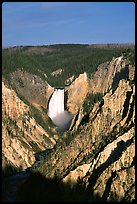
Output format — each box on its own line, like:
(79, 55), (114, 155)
(10, 68), (54, 110)
(63, 163), (91, 188)
(86, 127), (134, 201)
(68, 56), (135, 130)
(2, 55), (135, 202)
(90, 79), (135, 141)
(2, 81), (57, 175)
(51, 68), (64, 77)
(89, 56), (134, 94)
(66, 72), (91, 115)
(65, 75), (75, 86)
(32, 60), (135, 201)
(66, 56), (134, 116)
(62, 127), (134, 201)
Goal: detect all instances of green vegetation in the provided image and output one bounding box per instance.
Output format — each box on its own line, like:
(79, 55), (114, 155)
(3, 116), (19, 138)
(29, 104), (51, 133)
(122, 47), (135, 66)
(63, 129), (80, 146)
(29, 141), (41, 152)
(2, 44), (134, 87)
(83, 92), (103, 114)
(13, 92), (54, 136)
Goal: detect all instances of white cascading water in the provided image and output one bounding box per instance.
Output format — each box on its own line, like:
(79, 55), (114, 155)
(48, 89), (73, 133)
(48, 89), (64, 120)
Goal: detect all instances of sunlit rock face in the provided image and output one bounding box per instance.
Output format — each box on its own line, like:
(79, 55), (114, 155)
(2, 81), (56, 174)
(66, 72), (91, 115)
(48, 89), (73, 133)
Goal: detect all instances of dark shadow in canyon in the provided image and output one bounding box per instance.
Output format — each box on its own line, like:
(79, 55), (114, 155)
(112, 65), (129, 92)
(2, 136), (135, 202)
(2, 168), (134, 202)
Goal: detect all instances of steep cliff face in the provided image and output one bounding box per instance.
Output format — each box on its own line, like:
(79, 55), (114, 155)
(68, 56), (135, 130)
(62, 127), (135, 202)
(2, 54), (135, 202)
(89, 56), (131, 94)
(2, 81), (57, 175)
(66, 56), (134, 117)
(66, 72), (91, 115)
(31, 57), (135, 202)
(10, 68), (54, 110)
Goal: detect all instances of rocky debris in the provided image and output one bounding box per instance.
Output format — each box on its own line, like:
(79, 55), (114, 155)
(51, 68), (64, 77)
(65, 75), (75, 86)
(43, 73), (48, 78)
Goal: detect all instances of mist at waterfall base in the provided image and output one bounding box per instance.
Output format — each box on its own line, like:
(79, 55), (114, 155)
(48, 89), (73, 134)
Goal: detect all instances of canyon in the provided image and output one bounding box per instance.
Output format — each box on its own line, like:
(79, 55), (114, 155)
(2, 46), (135, 202)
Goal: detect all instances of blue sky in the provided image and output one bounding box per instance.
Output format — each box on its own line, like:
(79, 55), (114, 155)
(2, 2), (135, 47)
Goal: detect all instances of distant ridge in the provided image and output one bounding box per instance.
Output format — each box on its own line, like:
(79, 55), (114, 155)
(2, 43), (135, 49)
(87, 43), (135, 48)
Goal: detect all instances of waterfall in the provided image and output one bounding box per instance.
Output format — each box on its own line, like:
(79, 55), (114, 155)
(48, 89), (64, 120)
(48, 89), (73, 133)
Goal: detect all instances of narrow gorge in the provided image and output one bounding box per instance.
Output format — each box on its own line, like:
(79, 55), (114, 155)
(2, 44), (135, 202)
